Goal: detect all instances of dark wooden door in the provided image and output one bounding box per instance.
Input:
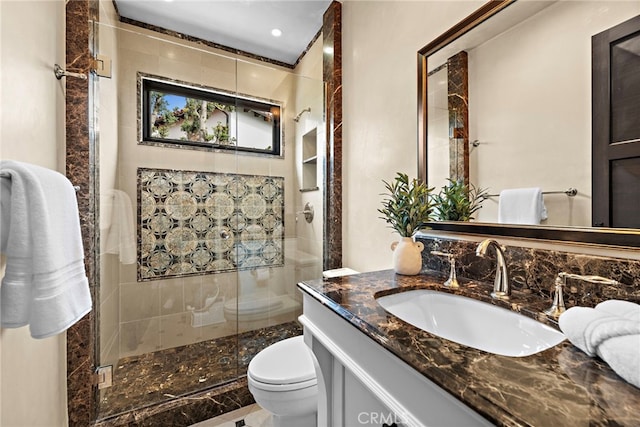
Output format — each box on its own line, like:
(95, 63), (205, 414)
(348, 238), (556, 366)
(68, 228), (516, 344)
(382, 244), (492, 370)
(592, 14), (640, 228)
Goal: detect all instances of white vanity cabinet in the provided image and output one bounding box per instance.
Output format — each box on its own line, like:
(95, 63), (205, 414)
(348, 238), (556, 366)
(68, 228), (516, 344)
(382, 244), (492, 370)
(299, 293), (492, 427)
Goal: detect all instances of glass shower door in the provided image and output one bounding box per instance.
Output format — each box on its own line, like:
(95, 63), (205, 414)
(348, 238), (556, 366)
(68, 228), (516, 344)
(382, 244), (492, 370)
(94, 20), (242, 418)
(93, 11), (325, 420)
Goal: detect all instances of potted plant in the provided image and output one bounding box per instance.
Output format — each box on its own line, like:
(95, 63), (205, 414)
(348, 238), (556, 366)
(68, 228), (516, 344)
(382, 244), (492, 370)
(378, 173), (434, 275)
(432, 179), (487, 222)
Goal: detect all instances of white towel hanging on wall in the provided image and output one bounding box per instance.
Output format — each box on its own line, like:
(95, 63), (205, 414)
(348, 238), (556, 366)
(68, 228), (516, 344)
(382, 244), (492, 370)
(0, 160), (92, 339)
(498, 187), (548, 225)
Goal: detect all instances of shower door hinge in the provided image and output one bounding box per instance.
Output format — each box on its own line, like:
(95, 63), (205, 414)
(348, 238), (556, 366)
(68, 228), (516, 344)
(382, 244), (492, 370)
(92, 54), (112, 78)
(96, 365), (113, 389)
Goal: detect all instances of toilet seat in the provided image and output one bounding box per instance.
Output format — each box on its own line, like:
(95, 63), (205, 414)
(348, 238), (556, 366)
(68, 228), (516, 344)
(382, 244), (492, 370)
(248, 336), (317, 392)
(248, 375), (317, 392)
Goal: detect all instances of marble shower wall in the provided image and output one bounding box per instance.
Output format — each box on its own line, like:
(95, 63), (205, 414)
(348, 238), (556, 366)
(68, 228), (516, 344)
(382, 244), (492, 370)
(138, 168), (284, 280)
(417, 235), (640, 307)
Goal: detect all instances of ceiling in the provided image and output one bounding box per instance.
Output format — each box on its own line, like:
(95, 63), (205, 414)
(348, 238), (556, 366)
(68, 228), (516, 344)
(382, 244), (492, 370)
(114, 0), (332, 66)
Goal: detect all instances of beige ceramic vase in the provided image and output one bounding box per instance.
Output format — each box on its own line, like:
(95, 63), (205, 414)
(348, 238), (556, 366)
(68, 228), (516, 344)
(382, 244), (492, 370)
(391, 237), (424, 275)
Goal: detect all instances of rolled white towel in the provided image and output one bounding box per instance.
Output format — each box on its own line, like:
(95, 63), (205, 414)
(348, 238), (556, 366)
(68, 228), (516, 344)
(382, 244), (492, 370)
(560, 304), (640, 389)
(595, 300), (640, 322)
(584, 316), (640, 356)
(559, 307), (614, 356)
(597, 335), (640, 389)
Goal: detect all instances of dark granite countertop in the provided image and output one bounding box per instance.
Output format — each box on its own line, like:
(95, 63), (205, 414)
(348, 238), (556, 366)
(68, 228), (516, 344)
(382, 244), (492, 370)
(298, 270), (640, 427)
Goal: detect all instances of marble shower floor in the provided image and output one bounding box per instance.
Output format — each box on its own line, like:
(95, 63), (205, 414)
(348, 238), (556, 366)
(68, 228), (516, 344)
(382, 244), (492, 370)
(98, 321), (302, 419)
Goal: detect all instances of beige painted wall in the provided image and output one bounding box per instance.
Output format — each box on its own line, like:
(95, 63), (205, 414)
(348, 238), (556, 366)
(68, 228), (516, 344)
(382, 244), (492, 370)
(0, 1), (68, 425)
(341, 0), (483, 272)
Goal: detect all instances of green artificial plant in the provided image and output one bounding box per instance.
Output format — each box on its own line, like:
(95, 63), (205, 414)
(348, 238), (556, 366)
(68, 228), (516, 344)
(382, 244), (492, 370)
(432, 178), (487, 222)
(378, 173), (435, 237)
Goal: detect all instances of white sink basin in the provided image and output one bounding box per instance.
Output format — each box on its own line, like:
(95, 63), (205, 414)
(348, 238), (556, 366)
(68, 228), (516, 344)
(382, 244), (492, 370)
(376, 289), (565, 357)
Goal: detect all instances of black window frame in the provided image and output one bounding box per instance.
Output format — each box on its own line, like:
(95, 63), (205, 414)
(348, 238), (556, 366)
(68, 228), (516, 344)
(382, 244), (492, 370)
(139, 75), (282, 156)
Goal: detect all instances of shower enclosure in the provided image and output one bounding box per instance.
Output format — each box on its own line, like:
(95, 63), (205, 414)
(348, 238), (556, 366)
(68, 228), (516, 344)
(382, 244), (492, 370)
(93, 7), (325, 420)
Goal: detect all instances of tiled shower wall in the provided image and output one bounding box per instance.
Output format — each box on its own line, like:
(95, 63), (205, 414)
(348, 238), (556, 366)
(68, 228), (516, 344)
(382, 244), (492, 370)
(139, 168), (285, 280)
(97, 14), (302, 366)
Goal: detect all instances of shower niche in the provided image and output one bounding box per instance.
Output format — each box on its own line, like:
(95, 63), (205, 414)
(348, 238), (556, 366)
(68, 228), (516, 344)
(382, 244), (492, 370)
(301, 127), (319, 191)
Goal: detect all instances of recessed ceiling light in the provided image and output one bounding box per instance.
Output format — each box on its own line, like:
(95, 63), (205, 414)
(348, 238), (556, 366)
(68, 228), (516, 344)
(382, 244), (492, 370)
(271, 28), (282, 37)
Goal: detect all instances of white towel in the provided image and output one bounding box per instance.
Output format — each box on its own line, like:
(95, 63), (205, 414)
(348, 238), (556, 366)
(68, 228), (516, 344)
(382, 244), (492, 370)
(104, 189), (136, 264)
(498, 187), (548, 225)
(559, 303), (640, 388)
(0, 160), (92, 338)
(597, 335), (640, 389)
(596, 299), (640, 322)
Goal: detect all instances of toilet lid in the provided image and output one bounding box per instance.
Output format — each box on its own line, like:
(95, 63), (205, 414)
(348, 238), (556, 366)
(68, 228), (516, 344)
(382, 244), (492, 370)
(248, 336), (316, 385)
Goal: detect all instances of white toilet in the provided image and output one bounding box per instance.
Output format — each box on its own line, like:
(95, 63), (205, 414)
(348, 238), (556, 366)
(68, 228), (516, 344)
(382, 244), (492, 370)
(247, 336), (318, 427)
(247, 268), (359, 427)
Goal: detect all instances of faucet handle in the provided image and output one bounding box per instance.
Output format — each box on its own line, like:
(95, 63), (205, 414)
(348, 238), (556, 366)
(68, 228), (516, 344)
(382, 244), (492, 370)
(559, 272), (619, 286)
(544, 274), (567, 319)
(544, 272), (619, 319)
(430, 251), (460, 289)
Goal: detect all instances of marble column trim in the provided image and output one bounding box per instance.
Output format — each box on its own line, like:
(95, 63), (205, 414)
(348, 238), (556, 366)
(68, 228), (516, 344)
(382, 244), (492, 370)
(65, 0), (98, 425)
(323, 1), (343, 270)
(447, 51), (469, 185)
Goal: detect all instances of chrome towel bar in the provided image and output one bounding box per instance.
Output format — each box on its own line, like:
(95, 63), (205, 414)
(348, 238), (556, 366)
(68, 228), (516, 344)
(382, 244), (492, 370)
(483, 188), (577, 199)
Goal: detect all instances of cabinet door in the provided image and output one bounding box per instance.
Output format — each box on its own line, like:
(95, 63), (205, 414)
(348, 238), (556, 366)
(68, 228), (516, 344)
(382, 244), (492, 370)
(592, 14), (640, 228)
(343, 369), (405, 427)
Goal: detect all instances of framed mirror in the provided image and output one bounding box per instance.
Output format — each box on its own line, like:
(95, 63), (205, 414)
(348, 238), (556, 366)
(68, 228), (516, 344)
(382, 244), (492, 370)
(417, 0), (640, 248)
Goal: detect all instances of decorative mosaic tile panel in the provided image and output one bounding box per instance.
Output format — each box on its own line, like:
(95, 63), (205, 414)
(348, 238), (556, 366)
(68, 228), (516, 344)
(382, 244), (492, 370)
(138, 168), (284, 280)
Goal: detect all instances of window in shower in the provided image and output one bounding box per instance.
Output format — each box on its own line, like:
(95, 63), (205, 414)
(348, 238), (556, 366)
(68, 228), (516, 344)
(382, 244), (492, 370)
(139, 73), (282, 156)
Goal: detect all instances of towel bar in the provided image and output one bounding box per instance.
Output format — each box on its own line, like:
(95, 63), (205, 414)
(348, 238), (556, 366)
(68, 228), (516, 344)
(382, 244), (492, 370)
(0, 171), (80, 192)
(483, 187), (577, 199)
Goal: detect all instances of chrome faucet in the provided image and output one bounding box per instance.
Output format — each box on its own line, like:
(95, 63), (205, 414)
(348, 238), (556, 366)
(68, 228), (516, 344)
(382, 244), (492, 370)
(476, 239), (510, 300)
(544, 272), (619, 318)
(430, 251), (460, 289)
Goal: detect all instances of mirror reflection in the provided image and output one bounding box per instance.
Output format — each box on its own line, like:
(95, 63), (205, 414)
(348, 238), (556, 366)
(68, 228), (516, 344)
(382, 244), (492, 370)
(425, 0), (640, 227)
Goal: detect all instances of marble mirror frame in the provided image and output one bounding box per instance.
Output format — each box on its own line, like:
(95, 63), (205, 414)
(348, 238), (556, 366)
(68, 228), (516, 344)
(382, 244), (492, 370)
(417, 0), (640, 249)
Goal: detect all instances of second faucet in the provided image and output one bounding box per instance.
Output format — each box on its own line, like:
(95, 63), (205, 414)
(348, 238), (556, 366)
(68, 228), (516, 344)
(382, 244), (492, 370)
(476, 239), (510, 300)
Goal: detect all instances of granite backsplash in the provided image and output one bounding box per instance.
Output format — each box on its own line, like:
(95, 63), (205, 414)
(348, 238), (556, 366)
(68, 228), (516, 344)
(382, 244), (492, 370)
(416, 235), (640, 309)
